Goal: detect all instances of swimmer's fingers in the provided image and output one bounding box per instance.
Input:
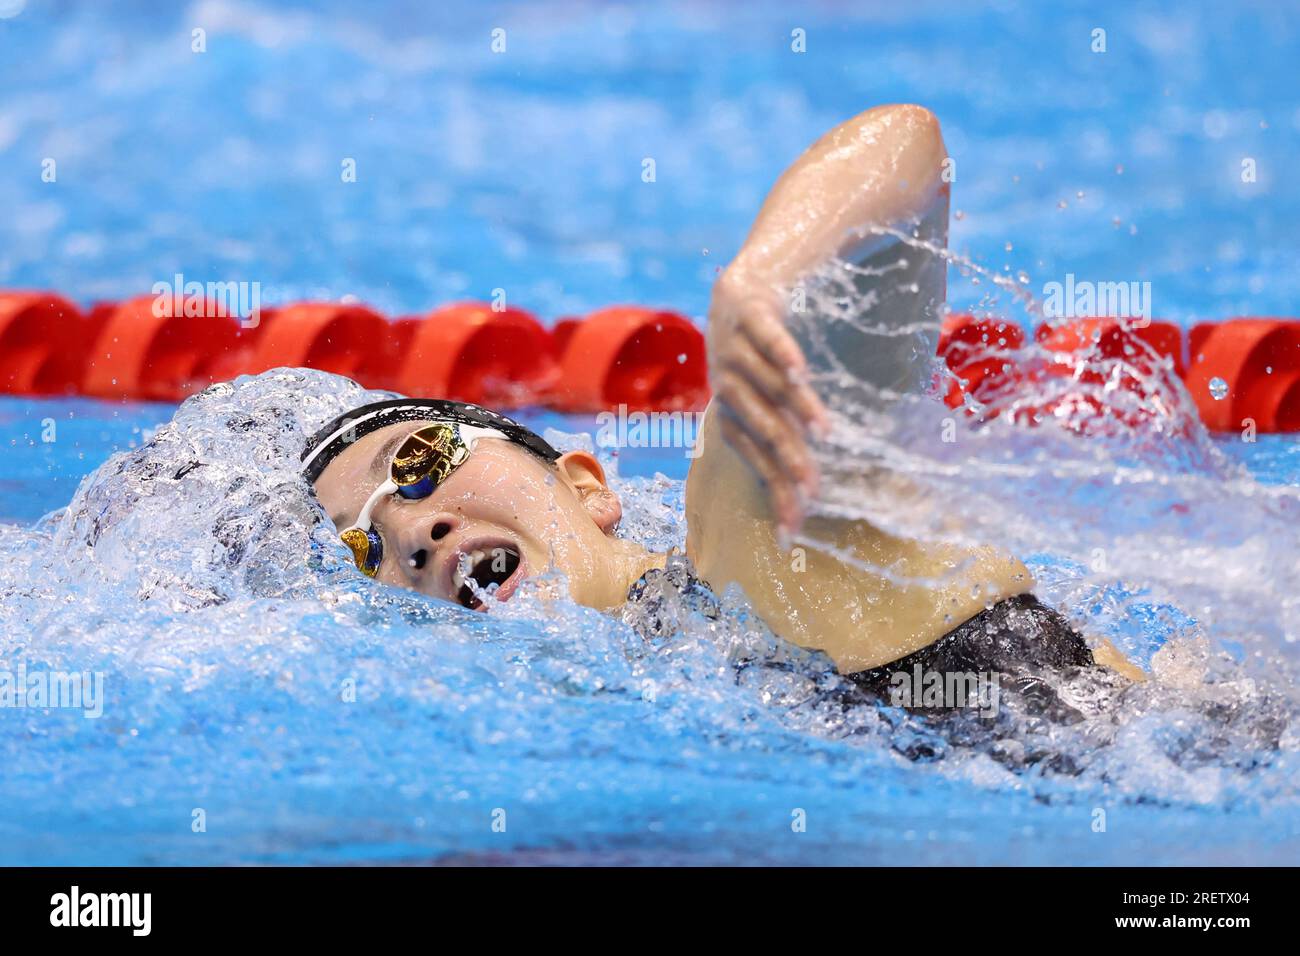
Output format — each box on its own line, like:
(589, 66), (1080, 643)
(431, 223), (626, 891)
(719, 413), (801, 539)
(715, 371), (816, 536)
(715, 368), (817, 495)
(719, 331), (828, 440)
(735, 303), (830, 434)
(707, 272), (827, 524)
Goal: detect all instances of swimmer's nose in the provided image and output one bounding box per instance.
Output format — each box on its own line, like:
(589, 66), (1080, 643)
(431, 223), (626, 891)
(396, 513), (461, 586)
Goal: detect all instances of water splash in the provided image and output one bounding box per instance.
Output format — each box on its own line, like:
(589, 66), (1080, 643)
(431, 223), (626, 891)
(778, 234), (1300, 805)
(1, 348), (1297, 864)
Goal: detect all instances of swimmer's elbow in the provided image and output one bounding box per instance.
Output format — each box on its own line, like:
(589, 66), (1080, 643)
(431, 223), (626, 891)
(832, 103), (944, 156)
(865, 104), (947, 179)
(862, 103), (941, 132)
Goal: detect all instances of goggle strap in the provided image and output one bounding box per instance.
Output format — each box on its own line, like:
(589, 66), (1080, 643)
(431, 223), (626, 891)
(351, 478), (398, 533)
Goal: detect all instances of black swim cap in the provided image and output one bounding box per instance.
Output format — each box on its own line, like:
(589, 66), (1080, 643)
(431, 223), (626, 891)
(301, 398), (560, 484)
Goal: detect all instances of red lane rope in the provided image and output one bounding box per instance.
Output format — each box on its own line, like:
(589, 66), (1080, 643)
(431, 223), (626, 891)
(941, 314), (1300, 433)
(1, 289), (1296, 431)
(0, 292), (709, 414)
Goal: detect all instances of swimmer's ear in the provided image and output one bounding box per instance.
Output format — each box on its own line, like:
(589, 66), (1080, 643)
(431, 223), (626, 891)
(556, 451), (622, 535)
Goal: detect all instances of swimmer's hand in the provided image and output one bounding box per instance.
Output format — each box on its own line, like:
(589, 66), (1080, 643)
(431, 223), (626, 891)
(707, 267), (830, 539)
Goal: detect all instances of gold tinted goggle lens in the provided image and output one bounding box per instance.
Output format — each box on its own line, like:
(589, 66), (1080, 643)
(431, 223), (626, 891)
(340, 527), (378, 576)
(391, 424), (470, 493)
(337, 423), (474, 578)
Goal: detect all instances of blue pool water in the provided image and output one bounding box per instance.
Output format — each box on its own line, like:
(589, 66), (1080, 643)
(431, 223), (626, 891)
(2, 0), (1300, 865)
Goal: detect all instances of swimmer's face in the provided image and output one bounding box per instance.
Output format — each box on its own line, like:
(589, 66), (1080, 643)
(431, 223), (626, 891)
(312, 421), (627, 610)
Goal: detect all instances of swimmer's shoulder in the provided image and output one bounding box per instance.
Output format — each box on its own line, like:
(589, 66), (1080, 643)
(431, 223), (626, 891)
(685, 400), (1037, 673)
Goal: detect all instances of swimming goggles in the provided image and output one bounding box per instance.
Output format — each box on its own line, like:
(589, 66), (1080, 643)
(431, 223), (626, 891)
(338, 421), (508, 577)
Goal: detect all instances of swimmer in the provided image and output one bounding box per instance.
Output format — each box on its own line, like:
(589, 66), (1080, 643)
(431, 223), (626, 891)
(304, 104), (1144, 720)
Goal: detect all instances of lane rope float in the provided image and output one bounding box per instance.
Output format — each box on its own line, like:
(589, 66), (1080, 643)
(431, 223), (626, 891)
(939, 313), (1300, 434)
(2, 289), (1297, 432)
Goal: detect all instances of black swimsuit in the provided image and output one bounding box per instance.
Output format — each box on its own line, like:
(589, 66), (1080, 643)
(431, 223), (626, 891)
(844, 592), (1095, 721)
(626, 556), (1096, 723)
(625, 560), (1292, 776)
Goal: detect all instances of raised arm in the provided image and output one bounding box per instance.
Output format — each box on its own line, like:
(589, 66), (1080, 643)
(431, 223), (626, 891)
(704, 104), (949, 536)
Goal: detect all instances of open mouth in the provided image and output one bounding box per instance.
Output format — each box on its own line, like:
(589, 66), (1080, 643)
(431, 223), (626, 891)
(452, 544), (523, 610)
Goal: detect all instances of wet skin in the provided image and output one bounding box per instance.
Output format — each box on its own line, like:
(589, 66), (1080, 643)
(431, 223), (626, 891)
(312, 103), (1143, 678)
(312, 424), (661, 611)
